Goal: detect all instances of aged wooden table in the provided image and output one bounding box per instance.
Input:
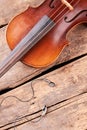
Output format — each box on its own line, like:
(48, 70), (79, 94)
(0, 1), (87, 130)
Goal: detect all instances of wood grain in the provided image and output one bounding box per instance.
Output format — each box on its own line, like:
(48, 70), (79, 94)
(0, 0), (29, 25)
(0, 56), (87, 129)
(0, 24), (87, 91)
(0, 1), (87, 130)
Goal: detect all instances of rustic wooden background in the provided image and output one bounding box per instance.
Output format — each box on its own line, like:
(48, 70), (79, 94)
(0, 0), (87, 130)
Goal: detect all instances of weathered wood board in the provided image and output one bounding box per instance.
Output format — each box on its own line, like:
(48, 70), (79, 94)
(0, 1), (87, 130)
(10, 93), (87, 130)
(0, 56), (87, 129)
(0, 0), (29, 25)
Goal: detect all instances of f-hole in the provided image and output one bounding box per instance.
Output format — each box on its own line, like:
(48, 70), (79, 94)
(49, 0), (55, 8)
(64, 10), (87, 23)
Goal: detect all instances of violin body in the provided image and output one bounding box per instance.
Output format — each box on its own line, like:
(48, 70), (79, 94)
(6, 0), (87, 67)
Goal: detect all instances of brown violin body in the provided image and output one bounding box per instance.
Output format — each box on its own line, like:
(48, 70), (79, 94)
(6, 0), (87, 67)
(0, 0), (87, 78)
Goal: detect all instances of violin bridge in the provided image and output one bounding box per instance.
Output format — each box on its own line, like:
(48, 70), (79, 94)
(61, 0), (74, 11)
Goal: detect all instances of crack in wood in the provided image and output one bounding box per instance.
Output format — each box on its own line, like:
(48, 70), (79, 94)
(0, 24), (8, 29)
(47, 91), (87, 113)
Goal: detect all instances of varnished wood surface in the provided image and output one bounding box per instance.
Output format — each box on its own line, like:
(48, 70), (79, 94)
(0, 0), (87, 130)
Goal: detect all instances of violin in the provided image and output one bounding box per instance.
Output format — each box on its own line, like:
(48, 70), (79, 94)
(0, 0), (87, 78)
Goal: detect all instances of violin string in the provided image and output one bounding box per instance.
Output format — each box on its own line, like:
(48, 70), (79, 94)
(29, 0), (78, 46)
(48, 0), (80, 23)
(48, 1), (65, 18)
(24, 0), (80, 49)
(42, 0), (80, 28)
(54, 0), (80, 22)
(48, 0), (73, 19)
(20, 0), (75, 50)
(47, 0), (76, 19)
(0, 0), (76, 77)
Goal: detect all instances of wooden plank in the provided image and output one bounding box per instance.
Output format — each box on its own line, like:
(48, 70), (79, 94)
(0, 56), (87, 129)
(10, 93), (87, 130)
(0, 0), (29, 25)
(0, 24), (87, 91)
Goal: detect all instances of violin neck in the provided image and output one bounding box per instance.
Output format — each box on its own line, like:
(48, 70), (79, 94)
(0, 15), (55, 78)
